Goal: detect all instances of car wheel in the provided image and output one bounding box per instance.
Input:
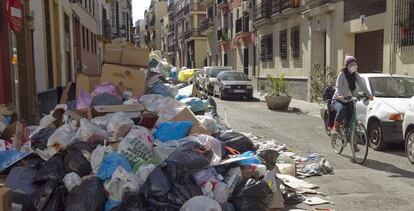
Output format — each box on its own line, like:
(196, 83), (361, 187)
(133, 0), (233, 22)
(219, 90), (225, 100)
(405, 128), (414, 164)
(368, 120), (387, 151)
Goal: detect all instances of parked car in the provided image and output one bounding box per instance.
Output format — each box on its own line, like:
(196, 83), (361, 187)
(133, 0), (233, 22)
(203, 66), (232, 95)
(213, 71), (253, 100)
(355, 74), (414, 150)
(402, 96), (414, 163)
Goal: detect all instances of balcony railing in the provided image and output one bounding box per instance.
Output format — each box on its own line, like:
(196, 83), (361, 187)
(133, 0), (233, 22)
(253, 1), (272, 21)
(217, 29), (230, 42)
(185, 29), (203, 39)
(344, 0), (386, 22)
(201, 18), (213, 31)
(272, 0), (295, 15)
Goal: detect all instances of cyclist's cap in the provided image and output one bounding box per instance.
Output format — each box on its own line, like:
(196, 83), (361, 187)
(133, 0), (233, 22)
(345, 54), (357, 67)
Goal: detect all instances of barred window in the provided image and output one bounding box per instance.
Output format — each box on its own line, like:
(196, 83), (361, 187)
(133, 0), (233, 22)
(291, 26), (300, 58)
(260, 34), (273, 62)
(344, 0), (386, 22)
(279, 30), (287, 60)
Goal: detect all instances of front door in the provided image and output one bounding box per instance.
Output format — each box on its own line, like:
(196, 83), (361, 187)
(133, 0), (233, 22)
(355, 30), (384, 73)
(243, 48), (249, 75)
(73, 15), (82, 74)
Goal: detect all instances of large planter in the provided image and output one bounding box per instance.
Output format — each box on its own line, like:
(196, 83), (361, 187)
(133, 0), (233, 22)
(265, 95), (292, 111)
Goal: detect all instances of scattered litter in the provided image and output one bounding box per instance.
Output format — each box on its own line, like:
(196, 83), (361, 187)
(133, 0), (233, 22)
(303, 196), (334, 205)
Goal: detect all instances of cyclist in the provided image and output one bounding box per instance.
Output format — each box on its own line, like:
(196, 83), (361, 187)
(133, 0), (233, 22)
(332, 54), (373, 134)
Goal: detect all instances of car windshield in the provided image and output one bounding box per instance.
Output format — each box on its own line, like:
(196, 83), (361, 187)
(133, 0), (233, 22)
(219, 72), (249, 81)
(369, 77), (414, 98)
(210, 68), (231, 77)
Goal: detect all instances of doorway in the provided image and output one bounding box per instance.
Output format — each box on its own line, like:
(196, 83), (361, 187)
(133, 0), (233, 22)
(73, 14), (82, 74)
(355, 30), (384, 73)
(243, 48), (249, 75)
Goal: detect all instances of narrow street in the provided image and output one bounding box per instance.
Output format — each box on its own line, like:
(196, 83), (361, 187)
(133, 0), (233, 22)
(216, 98), (414, 211)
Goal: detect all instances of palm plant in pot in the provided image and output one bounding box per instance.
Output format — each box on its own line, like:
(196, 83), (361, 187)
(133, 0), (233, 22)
(265, 74), (292, 110)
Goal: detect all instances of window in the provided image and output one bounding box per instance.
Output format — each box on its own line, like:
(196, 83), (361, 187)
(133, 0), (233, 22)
(279, 30), (287, 60)
(88, 0), (92, 12)
(92, 0), (95, 16)
(82, 26), (86, 49)
(395, 0), (414, 51)
(91, 33), (94, 54)
(260, 34), (273, 62)
(86, 29), (90, 51)
(291, 26), (300, 58)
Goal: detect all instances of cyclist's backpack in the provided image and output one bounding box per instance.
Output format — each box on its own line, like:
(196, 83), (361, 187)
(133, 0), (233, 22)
(323, 85), (335, 101)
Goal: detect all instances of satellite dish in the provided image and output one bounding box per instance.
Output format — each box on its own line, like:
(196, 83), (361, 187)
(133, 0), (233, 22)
(69, 0), (81, 3)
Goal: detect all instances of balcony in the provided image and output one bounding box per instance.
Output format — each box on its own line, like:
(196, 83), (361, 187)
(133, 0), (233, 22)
(185, 29), (203, 40)
(217, 0), (229, 10)
(201, 18), (213, 32)
(253, 1), (272, 21)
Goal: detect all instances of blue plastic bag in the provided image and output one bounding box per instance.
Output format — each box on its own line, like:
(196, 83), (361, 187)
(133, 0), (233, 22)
(0, 151), (30, 173)
(180, 97), (209, 113)
(237, 151), (262, 165)
(175, 94), (190, 101)
(104, 199), (120, 211)
(97, 153), (132, 180)
(153, 121), (193, 142)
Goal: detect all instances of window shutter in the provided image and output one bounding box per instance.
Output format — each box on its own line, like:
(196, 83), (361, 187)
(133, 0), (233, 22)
(280, 30), (287, 59)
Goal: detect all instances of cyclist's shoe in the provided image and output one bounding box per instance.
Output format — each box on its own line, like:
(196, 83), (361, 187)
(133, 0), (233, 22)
(330, 121), (341, 135)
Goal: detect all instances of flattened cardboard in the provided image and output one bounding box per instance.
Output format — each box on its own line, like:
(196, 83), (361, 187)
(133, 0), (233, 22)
(101, 64), (147, 98)
(76, 73), (101, 97)
(93, 104), (145, 113)
(60, 82), (73, 104)
(0, 187), (11, 211)
(170, 107), (209, 135)
(104, 45), (123, 64)
(121, 47), (149, 67)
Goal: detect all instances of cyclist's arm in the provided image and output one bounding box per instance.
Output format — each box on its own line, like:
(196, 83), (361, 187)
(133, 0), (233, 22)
(356, 73), (373, 97)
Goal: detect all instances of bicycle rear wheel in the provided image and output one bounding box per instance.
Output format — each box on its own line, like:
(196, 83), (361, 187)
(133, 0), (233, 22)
(330, 134), (344, 154)
(351, 123), (369, 164)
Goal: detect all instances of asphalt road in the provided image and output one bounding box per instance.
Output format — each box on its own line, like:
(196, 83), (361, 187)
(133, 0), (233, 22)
(215, 98), (414, 211)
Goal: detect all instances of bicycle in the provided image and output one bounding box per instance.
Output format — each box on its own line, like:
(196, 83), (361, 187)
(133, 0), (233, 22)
(321, 95), (369, 164)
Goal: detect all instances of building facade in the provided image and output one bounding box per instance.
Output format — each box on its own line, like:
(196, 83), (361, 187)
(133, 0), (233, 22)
(135, 19), (146, 47)
(164, 0), (207, 68)
(144, 0), (168, 51)
(30, 0), (132, 113)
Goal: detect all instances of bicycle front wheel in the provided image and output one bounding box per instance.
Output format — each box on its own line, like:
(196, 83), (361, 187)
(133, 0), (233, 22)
(350, 123), (369, 164)
(330, 134), (344, 154)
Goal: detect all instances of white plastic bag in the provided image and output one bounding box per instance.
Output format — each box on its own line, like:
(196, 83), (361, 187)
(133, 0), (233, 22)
(107, 112), (134, 141)
(118, 126), (154, 165)
(153, 140), (183, 162)
(104, 166), (143, 201)
(29, 115), (56, 138)
(185, 135), (222, 166)
(90, 145), (113, 174)
(180, 196), (222, 211)
(47, 124), (77, 156)
(76, 119), (110, 142)
(63, 172), (82, 192)
(91, 114), (113, 129)
(135, 164), (156, 181)
(198, 114), (219, 134)
(213, 181), (231, 203)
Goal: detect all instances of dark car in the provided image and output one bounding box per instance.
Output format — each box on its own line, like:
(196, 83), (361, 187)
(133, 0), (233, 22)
(213, 71), (253, 100)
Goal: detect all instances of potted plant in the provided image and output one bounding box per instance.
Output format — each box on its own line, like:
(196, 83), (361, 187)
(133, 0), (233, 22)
(399, 19), (411, 36)
(265, 74), (292, 111)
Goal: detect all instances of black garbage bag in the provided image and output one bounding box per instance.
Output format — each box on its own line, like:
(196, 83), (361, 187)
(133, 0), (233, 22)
(115, 191), (146, 211)
(31, 128), (57, 151)
(23, 179), (66, 211)
(167, 179), (202, 207)
(64, 148), (92, 177)
(232, 178), (273, 211)
(35, 153), (67, 183)
(91, 93), (123, 106)
(213, 131), (256, 154)
(65, 177), (107, 211)
(258, 149), (280, 170)
(166, 141), (213, 184)
(221, 202), (236, 211)
(6, 166), (38, 195)
(139, 166), (172, 208)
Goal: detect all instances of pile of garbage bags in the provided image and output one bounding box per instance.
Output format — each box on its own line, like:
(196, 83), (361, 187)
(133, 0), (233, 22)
(0, 50), (333, 210)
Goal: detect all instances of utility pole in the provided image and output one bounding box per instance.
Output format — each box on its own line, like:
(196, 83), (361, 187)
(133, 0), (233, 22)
(15, 0), (39, 124)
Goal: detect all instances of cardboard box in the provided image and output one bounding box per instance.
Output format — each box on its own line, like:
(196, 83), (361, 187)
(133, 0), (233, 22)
(170, 107), (209, 135)
(0, 187), (11, 211)
(71, 104), (146, 120)
(101, 64), (148, 98)
(104, 45), (149, 68)
(104, 45), (123, 64)
(76, 73), (101, 97)
(121, 47), (149, 67)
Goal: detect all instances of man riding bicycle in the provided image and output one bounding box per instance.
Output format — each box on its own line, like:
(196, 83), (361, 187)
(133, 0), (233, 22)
(332, 54), (374, 134)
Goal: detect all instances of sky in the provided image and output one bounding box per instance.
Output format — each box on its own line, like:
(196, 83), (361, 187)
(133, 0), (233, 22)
(132, 0), (151, 25)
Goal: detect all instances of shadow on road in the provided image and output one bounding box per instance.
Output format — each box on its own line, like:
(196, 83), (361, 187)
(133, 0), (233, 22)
(380, 143), (406, 158)
(340, 154), (414, 178)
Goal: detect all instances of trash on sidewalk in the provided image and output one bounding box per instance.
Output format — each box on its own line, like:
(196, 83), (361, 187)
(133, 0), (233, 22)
(303, 196), (334, 205)
(0, 49), (334, 210)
